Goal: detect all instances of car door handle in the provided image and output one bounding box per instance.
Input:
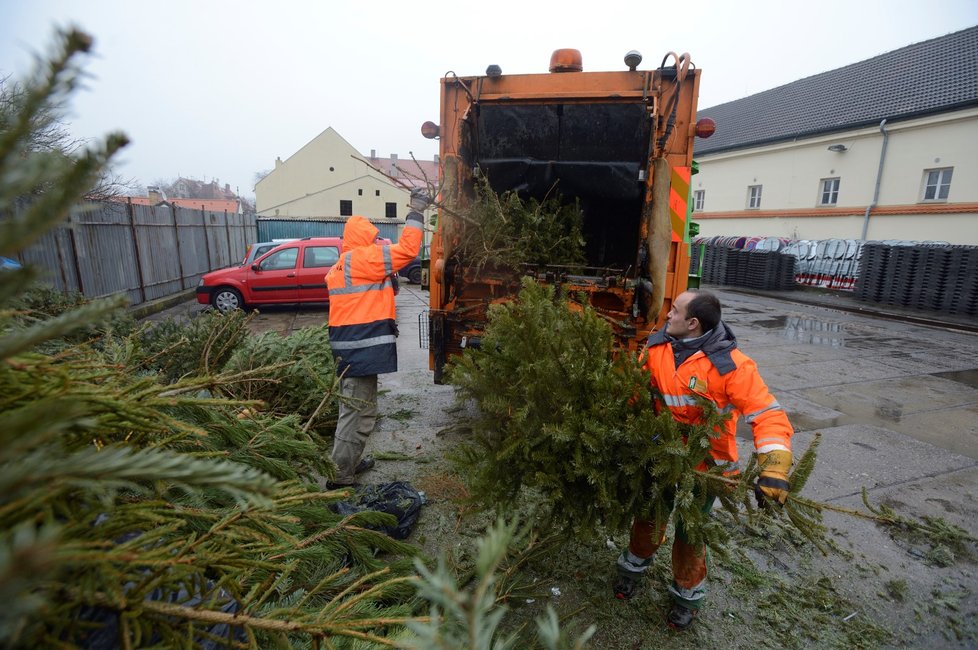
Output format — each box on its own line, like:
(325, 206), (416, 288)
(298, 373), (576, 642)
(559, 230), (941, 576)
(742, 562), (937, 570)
(287, 273), (295, 278)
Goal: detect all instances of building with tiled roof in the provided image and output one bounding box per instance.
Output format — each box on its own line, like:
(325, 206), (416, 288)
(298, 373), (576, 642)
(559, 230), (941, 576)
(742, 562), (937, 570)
(254, 127), (437, 226)
(128, 196), (241, 213)
(691, 26), (978, 245)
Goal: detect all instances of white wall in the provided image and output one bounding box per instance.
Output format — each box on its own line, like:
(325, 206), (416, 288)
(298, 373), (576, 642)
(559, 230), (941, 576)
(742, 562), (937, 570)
(692, 107), (978, 244)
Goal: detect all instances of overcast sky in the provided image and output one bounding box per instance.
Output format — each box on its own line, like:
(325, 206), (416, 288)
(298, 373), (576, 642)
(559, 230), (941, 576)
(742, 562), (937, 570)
(1, 1), (975, 200)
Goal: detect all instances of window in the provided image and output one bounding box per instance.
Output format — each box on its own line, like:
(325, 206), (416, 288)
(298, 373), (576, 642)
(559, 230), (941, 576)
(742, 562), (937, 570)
(253, 244), (276, 260)
(303, 246), (340, 268)
(922, 167), (952, 201)
(375, 190), (381, 197)
(260, 247), (298, 271)
(693, 190), (705, 211)
(819, 178), (840, 206)
(340, 200), (352, 216)
(358, 189), (363, 196)
(385, 202), (397, 219)
(747, 185), (762, 209)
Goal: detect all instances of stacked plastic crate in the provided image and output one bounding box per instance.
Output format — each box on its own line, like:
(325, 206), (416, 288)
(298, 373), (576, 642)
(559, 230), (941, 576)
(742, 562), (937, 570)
(853, 243), (890, 304)
(943, 246), (978, 316)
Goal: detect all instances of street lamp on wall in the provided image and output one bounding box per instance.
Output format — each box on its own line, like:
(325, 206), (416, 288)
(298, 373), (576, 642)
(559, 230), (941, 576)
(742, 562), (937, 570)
(827, 144), (848, 152)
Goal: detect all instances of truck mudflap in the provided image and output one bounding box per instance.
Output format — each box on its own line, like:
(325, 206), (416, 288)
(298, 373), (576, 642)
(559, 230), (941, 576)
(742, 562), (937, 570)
(425, 310), (447, 385)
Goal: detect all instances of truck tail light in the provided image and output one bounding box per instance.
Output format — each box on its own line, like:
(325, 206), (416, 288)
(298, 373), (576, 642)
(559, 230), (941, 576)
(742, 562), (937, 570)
(695, 118), (716, 139)
(421, 121), (440, 139)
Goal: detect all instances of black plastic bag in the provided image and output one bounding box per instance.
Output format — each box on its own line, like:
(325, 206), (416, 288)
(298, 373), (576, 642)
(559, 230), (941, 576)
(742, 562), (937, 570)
(333, 481), (425, 540)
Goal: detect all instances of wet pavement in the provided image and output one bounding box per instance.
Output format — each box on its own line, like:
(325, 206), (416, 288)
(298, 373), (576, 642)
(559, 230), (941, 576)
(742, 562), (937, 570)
(718, 289), (978, 464)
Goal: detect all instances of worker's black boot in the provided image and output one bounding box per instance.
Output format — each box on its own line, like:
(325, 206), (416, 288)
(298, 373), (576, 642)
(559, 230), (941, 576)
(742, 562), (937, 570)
(612, 571), (642, 600)
(666, 602), (696, 630)
(355, 456), (375, 475)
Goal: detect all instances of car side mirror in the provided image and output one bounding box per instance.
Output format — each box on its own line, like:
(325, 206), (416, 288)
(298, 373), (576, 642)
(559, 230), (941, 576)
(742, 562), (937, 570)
(251, 263), (259, 272)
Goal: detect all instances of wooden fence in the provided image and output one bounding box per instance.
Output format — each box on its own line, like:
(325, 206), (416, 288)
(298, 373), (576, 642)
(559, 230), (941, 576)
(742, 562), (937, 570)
(12, 200), (257, 306)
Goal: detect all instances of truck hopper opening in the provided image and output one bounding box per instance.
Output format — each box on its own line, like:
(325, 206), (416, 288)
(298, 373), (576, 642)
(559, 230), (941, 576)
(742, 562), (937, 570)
(472, 102), (650, 273)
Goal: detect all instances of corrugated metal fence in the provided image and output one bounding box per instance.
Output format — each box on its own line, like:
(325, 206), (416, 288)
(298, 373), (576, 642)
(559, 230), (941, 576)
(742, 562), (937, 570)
(257, 217), (401, 242)
(13, 200), (256, 306)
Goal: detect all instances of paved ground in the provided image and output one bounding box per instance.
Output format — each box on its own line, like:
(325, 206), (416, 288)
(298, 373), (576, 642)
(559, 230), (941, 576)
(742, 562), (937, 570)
(141, 283), (978, 646)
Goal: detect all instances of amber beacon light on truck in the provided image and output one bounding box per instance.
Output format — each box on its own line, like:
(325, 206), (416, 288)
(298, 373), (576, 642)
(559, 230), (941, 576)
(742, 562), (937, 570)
(421, 48), (715, 383)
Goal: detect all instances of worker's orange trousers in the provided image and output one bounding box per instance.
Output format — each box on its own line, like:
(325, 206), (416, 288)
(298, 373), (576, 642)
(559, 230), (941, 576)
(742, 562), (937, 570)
(627, 492), (715, 608)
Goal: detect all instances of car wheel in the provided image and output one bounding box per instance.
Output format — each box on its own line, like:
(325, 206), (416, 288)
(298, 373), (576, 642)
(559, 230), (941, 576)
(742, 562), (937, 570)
(408, 267), (422, 284)
(212, 287), (244, 313)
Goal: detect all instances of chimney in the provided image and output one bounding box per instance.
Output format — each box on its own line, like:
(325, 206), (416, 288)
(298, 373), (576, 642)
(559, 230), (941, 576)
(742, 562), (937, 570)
(370, 149), (376, 159)
(225, 183), (230, 193)
(275, 156), (283, 168)
(148, 186), (162, 203)
(390, 153), (398, 177)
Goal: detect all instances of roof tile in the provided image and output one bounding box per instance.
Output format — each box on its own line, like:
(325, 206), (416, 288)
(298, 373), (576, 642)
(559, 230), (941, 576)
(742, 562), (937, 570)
(696, 26), (978, 155)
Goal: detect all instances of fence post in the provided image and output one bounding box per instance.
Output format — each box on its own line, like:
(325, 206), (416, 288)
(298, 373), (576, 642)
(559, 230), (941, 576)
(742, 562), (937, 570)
(224, 209), (232, 265)
(53, 228), (71, 291)
(201, 205), (213, 270)
(172, 204), (187, 290)
(67, 210), (85, 295)
(127, 198), (147, 304)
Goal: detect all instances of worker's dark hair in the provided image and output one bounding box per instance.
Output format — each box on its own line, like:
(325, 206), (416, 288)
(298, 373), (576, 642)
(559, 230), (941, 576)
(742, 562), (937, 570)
(686, 290), (722, 333)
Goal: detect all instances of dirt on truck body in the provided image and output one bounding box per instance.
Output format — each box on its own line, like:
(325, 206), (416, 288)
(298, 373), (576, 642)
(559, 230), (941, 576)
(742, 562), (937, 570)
(423, 48), (714, 382)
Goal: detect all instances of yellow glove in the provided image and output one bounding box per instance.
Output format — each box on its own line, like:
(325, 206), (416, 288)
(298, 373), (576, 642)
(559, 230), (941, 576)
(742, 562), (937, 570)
(754, 450), (792, 506)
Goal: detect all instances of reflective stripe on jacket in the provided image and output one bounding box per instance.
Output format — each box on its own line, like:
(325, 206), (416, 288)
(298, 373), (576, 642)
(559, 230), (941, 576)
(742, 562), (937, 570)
(325, 213), (423, 376)
(641, 329), (793, 466)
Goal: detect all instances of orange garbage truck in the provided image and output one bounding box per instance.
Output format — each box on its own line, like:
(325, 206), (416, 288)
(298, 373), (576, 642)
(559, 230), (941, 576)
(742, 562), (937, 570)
(422, 48), (714, 383)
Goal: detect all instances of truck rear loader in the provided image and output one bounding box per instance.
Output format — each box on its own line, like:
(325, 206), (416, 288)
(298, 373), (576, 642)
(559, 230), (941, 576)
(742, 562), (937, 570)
(422, 48), (714, 383)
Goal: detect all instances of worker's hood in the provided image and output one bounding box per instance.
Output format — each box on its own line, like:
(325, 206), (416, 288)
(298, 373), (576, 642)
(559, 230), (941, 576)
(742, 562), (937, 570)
(341, 216), (378, 252)
(647, 320), (740, 375)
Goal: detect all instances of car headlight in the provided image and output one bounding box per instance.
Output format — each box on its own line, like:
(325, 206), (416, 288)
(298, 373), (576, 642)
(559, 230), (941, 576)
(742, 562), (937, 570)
(198, 278), (204, 287)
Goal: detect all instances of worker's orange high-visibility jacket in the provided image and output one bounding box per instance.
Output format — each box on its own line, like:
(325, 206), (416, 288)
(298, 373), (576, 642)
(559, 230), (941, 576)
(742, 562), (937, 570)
(641, 323), (792, 471)
(325, 213), (423, 376)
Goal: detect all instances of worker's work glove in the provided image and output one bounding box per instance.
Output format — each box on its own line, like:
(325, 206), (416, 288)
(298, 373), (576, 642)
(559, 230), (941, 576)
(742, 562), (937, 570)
(410, 188), (432, 212)
(754, 449), (792, 507)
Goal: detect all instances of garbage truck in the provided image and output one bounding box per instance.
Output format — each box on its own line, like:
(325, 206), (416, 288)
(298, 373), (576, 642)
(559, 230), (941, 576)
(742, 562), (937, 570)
(421, 48), (714, 383)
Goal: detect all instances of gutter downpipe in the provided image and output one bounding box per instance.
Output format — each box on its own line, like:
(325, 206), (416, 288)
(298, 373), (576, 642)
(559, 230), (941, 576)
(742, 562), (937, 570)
(861, 119), (889, 240)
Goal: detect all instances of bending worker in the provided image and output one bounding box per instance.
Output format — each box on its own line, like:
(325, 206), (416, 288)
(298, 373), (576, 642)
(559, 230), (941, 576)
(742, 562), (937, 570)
(613, 289), (794, 631)
(324, 190), (428, 488)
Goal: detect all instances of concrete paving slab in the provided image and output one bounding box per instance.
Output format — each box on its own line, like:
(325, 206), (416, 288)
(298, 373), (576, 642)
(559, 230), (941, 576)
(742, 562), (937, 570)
(818, 466), (978, 644)
(874, 350), (978, 375)
(798, 374), (978, 415)
(875, 404), (978, 461)
(764, 357), (907, 390)
(737, 425), (977, 502)
(790, 375), (978, 457)
(746, 344), (855, 367)
(776, 392), (848, 430)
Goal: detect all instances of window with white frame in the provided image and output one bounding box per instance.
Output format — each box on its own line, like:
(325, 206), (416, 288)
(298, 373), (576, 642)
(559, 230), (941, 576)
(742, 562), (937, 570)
(819, 178), (840, 206)
(922, 167), (953, 201)
(693, 190), (705, 211)
(747, 185), (762, 209)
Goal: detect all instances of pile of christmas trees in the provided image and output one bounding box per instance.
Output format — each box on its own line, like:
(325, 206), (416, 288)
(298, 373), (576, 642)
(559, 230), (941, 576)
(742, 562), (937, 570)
(453, 178), (587, 272)
(0, 30), (424, 648)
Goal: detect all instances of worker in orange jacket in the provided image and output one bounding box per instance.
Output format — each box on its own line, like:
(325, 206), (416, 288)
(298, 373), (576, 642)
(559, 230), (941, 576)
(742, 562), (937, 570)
(323, 190), (427, 488)
(613, 289), (793, 630)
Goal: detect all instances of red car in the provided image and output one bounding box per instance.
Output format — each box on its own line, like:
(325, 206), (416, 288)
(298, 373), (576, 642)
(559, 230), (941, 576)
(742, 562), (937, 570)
(196, 237), (342, 312)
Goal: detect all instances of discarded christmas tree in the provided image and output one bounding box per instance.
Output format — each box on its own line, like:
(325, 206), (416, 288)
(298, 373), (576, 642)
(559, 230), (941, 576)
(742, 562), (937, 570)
(447, 279), (735, 547)
(445, 279), (976, 562)
(454, 176), (587, 272)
